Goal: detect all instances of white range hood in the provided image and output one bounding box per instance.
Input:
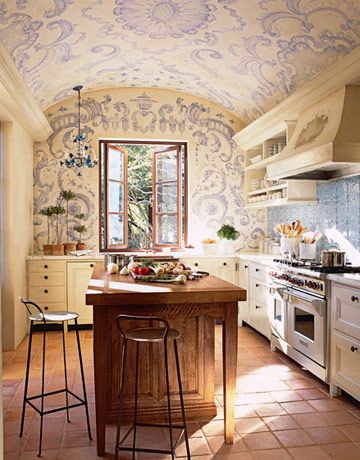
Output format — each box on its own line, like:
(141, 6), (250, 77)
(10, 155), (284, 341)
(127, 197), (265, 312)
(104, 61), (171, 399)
(267, 85), (360, 180)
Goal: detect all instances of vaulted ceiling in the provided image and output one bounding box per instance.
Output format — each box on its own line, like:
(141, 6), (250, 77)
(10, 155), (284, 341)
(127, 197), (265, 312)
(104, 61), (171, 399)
(1, 0), (359, 124)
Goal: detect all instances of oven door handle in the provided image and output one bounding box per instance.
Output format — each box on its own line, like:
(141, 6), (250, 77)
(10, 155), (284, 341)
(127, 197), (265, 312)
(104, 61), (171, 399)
(286, 288), (326, 317)
(269, 285), (288, 301)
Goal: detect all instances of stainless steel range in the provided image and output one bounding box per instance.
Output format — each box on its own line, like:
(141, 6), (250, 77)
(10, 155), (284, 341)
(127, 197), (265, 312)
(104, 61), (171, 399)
(268, 260), (360, 382)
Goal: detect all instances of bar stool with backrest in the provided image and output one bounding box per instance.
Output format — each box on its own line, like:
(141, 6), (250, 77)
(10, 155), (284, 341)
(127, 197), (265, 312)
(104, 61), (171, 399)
(18, 297), (92, 457)
(115, 314), (191, 460)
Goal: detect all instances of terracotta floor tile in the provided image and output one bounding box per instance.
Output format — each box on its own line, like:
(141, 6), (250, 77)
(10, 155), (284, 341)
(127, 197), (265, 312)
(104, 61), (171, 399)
(61, 430), (94, 448)
(242, 431), (280, 450)
(288, 445), (330, 459)
(309, 399), (342, 412)
(234, 405), (257, 418)
(263, 415), (300, 431)
(338, 424), (360, 442)
(207, 433), (248, 454)
(252, 402), (287, 417)
(215, 452), (253, 460)
(201, 420), (224, 437)
(323, 410), (360, 426)
(250, 448), (292, 459)
(293, 412), (332, 428)
(308, 426), (348, 444)
(274, 428), (314, 447)
(270, 390), (302, 402)
(296, 388), (328, 400)
(281, 401), (316, 414)
(176, 435), (211, 457)
(321, 442), (360, 460)
(235, 417), (269, 433)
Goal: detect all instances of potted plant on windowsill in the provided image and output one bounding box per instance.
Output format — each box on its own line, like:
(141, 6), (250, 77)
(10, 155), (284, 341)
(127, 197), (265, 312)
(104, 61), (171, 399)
(52, 205), (66, 255)
(74, 213), (88, 250)
(59, 189), (77, 254)
(217, 224), (240, 255)
(39, 206), (55, 255)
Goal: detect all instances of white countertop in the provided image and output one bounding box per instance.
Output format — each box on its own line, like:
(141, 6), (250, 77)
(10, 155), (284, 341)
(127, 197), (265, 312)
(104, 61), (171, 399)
(27, 254), (104, 260)
(328, 273), (360, 289)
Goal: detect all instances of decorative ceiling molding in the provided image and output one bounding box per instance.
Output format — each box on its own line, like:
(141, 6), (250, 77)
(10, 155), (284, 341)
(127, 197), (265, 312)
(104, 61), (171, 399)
(233, 46), (360, 150)
(0, 43), (51, 141)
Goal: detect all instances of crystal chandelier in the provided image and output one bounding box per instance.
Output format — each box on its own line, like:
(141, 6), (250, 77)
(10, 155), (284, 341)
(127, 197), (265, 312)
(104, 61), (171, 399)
(60, 85), (98, 176)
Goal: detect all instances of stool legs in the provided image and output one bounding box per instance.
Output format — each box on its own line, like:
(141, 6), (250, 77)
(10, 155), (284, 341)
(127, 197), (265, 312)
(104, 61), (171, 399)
(174, 339), (191, 459)
(74, 318), (92, 440)
(62, 323), (70, 423)
(132, 342), (140, 460)
(19, 321), (34, 437)
(38, 321), (47, 457)
(115, 338), (128, 460)
(164, 339), (175, 460)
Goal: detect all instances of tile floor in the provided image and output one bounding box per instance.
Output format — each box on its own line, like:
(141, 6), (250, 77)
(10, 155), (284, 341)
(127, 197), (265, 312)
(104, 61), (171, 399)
(3, 325), (360, 459)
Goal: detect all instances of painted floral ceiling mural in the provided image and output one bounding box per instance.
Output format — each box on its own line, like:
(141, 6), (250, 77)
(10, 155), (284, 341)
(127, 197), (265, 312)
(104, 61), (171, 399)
(0, 0), (359, 123)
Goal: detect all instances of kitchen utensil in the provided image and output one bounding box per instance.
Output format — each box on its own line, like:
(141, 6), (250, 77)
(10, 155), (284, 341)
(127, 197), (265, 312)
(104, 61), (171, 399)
(299, 243), (317, 260)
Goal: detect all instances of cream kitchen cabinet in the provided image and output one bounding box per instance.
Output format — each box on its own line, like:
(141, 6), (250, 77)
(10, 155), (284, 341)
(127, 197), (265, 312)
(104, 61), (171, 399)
(330, 279), (360, 400)
(27, 258), (101, 325)
(67, 262), (96, 324)
(180, 257), (237, 284)
(237, 260), (249, 324)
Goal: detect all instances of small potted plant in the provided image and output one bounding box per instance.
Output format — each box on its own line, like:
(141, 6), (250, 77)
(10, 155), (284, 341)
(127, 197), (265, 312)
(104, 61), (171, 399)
(52, 205), (66, 255)
(59, 189), (77, 254)
(217, 224), (240, 255)
(39, 206), (55, 255)
(74, 213), (88, 250)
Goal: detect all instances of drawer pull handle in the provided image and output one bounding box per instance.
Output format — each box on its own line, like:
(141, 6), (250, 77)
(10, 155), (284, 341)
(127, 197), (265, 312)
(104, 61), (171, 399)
(255, 268), (260, 272)
(44, 289), (48, 294)
(195, 263), (198, 267)
(299, 339), (309, 347)
(44, 275), (48, 280)
(351, 346), (358, 352)
(255, 305), (261, 309)
(44, 306), (48, 311)
(351, 296), (359, 302)
(256, 283), (260, 287)
(223, 262), (227, 266)
(44, 265), (48, 269)
(90, 263), (94, 268)
(244, 265), (248, 269)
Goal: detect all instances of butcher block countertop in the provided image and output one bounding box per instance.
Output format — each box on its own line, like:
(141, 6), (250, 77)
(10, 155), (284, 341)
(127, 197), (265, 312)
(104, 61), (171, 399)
(86, 263), (246, 306)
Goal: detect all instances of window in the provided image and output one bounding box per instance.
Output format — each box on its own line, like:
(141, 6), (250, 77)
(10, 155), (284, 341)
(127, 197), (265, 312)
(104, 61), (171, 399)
(99, 140), (187, 251)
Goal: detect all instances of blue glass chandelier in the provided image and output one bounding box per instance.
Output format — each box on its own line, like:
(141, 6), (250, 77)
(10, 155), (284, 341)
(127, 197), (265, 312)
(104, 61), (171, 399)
(60, 85), (98, 176)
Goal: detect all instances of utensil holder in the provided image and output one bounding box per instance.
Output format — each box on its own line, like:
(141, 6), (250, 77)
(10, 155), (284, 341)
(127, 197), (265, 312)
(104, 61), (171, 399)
(299, 243), (317, 260)
(280, 237), (299, 258)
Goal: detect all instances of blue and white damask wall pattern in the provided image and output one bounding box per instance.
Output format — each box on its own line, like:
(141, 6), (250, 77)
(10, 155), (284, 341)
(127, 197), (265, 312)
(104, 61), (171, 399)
(33, 87), (265, 252)
(0, 0), (359, 124)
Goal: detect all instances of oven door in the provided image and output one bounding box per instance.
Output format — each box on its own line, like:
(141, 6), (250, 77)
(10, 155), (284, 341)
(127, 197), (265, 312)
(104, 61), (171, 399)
(287, 288), (326, 366)
(269, 284), (287, 341)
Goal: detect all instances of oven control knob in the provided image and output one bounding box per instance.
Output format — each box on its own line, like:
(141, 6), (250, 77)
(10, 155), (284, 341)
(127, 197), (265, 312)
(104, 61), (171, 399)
(308, 281), (314, 288)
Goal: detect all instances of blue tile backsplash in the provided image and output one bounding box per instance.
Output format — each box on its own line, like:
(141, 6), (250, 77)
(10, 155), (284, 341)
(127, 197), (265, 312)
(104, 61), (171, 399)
(268, 176), (360, 262)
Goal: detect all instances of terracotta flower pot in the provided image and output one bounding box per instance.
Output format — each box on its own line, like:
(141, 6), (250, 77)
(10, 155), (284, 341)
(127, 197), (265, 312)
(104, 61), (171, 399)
(64, 243), (77, 255)
(52, 244), (64, 256)
(43, 244), (53, 255)
(76, 243), (87, 250)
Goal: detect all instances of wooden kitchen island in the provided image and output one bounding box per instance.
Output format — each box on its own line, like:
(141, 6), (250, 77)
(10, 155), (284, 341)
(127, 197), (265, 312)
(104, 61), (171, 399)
(86, 264), (246, 456)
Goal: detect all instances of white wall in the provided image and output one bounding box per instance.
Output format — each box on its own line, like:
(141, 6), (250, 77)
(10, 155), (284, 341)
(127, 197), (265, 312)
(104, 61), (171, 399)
(1, 121), (33, 351)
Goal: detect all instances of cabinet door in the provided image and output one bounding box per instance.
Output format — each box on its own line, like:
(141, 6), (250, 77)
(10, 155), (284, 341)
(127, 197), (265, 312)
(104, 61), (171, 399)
(238, 260), (249, 323)
(67, 262), (96, 324)
(331, 330), (360, 400)
(331, 283), (360, 341)
(181, 258), (212, 273)
(212, 258), (237, 284)
(249, 298), (270, 339)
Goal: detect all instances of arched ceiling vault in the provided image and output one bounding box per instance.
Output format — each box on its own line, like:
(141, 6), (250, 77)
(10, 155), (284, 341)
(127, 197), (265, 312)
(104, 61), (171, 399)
(1, 0), (359, 125)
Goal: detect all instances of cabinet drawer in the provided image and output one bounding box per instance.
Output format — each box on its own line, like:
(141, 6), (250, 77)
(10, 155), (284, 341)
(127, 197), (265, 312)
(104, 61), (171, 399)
(28, 286), (66, 303)
(28, 261), (65, 273)
(331, 283), (360, 340)
(28, 271), (65, 287)
(249, 298), (270, 339)
(35, 302), (67, 314)
(331, 330), (360, 399)
(249, 278), (267, 303)
(182, 258), (211, 273)
(250, 263), (266, 282)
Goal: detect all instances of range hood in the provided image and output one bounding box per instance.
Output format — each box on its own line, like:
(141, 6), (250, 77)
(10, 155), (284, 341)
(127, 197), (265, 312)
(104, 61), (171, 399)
(267, 85), (360, 180)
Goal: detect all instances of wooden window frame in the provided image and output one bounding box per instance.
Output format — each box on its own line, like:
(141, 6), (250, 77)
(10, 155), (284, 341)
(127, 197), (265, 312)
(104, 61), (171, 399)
(99, 139), (188, 252)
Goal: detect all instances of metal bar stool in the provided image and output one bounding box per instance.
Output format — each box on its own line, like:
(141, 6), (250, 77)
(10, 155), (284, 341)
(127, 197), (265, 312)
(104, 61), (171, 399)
(18, 297), (92, 457)
(115, 314), (191, 460)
